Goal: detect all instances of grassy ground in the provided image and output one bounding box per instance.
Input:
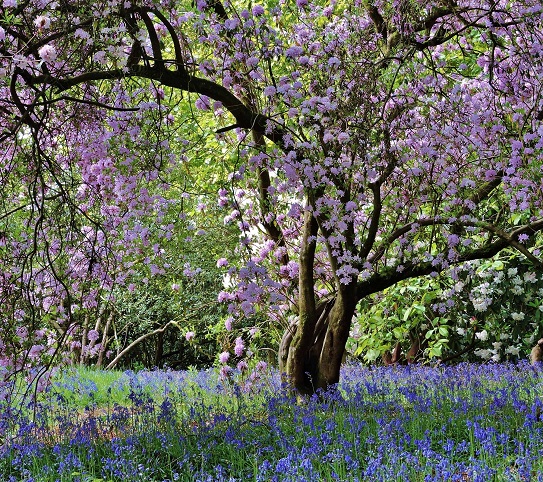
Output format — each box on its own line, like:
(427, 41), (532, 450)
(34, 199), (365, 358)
(1, 362), (543, 481)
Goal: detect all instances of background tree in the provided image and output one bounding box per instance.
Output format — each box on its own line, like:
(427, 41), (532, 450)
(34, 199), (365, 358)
(1, 0), (543, 394)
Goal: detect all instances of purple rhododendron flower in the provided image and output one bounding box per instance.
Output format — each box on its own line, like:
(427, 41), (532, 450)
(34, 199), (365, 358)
(217, 258), (228, 267)
(224, 317), (233, 331)
(219, 351), (229, 363)
(252, 5), (264, 16)
(38, 44), (57, 63)
(234, 337), (244, 357)
(87, 329), (100, 342)
(34, 15), (51, 29)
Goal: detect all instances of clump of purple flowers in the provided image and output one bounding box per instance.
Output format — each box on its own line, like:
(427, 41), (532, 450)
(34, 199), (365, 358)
(1, 362), (543, 481)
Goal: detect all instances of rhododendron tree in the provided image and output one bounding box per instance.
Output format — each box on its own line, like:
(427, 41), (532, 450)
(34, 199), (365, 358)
(1, 0), (543, 394)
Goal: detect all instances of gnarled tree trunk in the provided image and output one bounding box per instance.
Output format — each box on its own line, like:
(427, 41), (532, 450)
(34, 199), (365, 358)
(276, 205), (360, 394)
(279, 285), (357, 394)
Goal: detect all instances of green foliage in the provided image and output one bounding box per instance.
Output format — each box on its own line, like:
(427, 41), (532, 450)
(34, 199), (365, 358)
(349, 241), (543, 364)
(111, 219), (237, 369)
(349, 276), (443, 363)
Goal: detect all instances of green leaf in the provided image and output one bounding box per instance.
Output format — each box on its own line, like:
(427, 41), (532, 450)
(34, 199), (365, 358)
(392, 327), (404, 339)
(354, 346), (365, 357)
(438, 326), (449, 337)
(492, 260), (504, 270)
(364, 348), (381, 362)
(421, 291), (437, 303)
(429, 345), (442, 357)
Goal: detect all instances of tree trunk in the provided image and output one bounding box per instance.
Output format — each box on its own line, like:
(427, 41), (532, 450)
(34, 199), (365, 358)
(279, 286), (357, 394)
(96, 311), (114, 368)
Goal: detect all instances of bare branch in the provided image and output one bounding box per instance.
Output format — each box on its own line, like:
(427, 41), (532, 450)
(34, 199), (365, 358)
(369, 217), (543, 267)
(138, 9), (164, 67)
(252, 131), (289, 265)
(367, 5), (387, 40)
(151, 9), (186, 74)
(105, 320), (178, 370)
(33, 95), (140, 112)
(359, 182), (382, 261)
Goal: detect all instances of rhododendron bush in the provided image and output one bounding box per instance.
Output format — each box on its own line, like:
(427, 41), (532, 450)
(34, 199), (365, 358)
(1, 0), (543, 394)
(348, 250), (543, 365)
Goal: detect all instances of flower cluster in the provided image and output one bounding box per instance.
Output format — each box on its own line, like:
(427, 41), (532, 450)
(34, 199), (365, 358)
(1, 362), (543, 481)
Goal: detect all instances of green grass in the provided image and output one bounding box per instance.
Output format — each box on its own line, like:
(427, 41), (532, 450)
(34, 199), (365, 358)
(51, 366), (128, 407)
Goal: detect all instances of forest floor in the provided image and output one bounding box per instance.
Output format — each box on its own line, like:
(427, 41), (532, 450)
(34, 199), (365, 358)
(1, 362), (543, 481)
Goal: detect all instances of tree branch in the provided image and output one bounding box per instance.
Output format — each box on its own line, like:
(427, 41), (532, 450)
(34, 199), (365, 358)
(473, 219), (543, 268)
(369, 217), (448, 264)
(151, 9), (186, 74)
(30, 66), (288, 148)
(252, 130), (289, 265)
(460, 172), (504, 217)
(105, 320), (178, 370)
(360, 128), (397, 260)
(359, 182), (382, 261)
(33, 95), (140, 112)
(367, 5), (387, 40)
(137, 9), (164, 68)
(358, 218), (543, 300)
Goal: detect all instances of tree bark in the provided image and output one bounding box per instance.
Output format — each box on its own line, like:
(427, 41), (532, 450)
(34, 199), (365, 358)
(280, 284), (357, 394)
(280, 208), (319, 394)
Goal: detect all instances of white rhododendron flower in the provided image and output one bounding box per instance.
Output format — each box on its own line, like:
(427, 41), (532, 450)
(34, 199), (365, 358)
(34, 15), (51, 29)
(474, 348), (491, 359)
(38, 44), (57, 63)
(511, 285), (524, 295)
(505, 346), (520, 356)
